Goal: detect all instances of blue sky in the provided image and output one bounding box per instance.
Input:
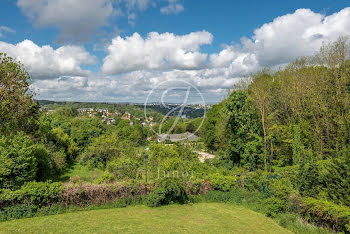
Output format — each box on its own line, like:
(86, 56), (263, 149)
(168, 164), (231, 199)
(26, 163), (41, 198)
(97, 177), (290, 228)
(0, 0), (350, 103)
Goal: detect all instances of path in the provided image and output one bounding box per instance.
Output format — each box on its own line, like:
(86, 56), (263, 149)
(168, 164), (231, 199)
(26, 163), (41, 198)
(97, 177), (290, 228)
(194, 151), (216, 163)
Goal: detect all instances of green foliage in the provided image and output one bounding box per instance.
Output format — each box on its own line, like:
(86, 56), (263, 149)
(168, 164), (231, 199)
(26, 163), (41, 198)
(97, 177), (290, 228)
(225, 91), (264, 169)
(244, 170), (268, 192)
(107, 158), (141, 180)
(0, 204), (38, 221)
(146, 177), (188, 207)
(320, 153), (350, 206)
(297, 160), (321, 197)
(0, 53), (39, 134)
(0, 181), (63, 207)
(115, 120), (146, 146)
(296, 197), (350, 233)
(202, 101), (229, 152)
(207, 173), (237, 192)
(264, 197), (288, 217)
(0, 134), (37, 189)
(80, 134), (122, 168)
(53, 107), (78, 118)
(268, 178), (294, 200)
(32, 144), (54, 180)
(71, 117), (106, 150)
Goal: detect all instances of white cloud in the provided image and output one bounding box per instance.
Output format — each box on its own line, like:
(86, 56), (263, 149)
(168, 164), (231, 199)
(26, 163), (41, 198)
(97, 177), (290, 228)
(29, 7), (350, 103)
(0, 26), (15, 38)
(160, 0), (184, 15)
(102, 31), (213, 74)
(17, 0), (115, 43)
(33, 69), (238, 103)
(123, 0), (154, 11)
(0, 40), (97, 79)
(209, 7), (350, 73)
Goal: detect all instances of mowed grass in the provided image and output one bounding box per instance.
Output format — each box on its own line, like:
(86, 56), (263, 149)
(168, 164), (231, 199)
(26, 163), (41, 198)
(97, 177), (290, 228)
(0, 203), (291, 234)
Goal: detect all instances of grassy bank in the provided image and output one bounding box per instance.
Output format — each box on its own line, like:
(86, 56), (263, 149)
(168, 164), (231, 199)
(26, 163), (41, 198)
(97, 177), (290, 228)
(0, 203), (290, 234)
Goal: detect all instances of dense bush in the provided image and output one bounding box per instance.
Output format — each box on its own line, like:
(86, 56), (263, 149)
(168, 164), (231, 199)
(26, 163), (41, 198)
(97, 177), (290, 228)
(80, 134), (122, 168)
(243, 170), (268, 192)
(294, 196), (350, 232)
(107, 158), (141, 180)
(207, 173), (237, 192)
(0, 181), (63, 207)
(297, 160), (321, 198)
(264, 197), (288, 217)
(320, 154), (350, 206)
(0, 204), (38, 221)
(146, 177), (188, 207)
(0, 134), (38, 190)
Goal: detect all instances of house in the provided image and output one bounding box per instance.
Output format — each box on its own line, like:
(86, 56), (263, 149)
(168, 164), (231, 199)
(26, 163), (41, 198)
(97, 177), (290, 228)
(121, 112), (131, 120)
(96, 108), (108, 113)
(157, 132), (199, 143)
(78, 108), (94, 113)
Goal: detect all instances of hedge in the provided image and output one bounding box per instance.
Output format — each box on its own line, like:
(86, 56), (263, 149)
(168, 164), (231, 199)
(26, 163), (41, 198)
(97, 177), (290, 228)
(293, 196), (350, 232)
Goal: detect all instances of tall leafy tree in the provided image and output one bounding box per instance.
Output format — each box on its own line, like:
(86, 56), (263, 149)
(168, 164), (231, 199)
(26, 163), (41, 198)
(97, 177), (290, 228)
(0, 53), (39, 135)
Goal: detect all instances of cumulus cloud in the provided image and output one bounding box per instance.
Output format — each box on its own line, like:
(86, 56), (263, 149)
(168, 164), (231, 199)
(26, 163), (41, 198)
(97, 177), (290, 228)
(160, 0), (184, 15)
(0, 40), (97, 79)
(17, 0), (115, 43)
(30, 7), (350, 103)
(102, 31), (213, 74)
(33, 69), (237, 103)
(0, 26), (15, 38)
(210, 8), (350, 69)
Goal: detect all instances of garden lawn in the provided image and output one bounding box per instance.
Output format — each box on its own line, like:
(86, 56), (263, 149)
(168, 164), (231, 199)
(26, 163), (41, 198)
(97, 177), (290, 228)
(0, 203), (291, 234)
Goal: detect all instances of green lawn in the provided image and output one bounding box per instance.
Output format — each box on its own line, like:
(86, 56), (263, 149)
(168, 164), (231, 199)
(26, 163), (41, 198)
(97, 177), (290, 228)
(0, 203), (291, 234)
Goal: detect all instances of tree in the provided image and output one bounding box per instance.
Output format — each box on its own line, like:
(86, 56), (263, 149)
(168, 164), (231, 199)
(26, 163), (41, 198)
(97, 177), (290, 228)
(0, 53), (39, 134)
(80, 134), (122, 168)
(249, 70), (273, 170)
(202, 101), (227, 152)
(225, 91), (264, 169)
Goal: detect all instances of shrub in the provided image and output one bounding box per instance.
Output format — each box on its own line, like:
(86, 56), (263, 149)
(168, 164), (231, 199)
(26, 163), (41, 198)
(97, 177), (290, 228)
(268, 178), (294, 200)
(145, 177), (188, 207)
(207, 173), (237, 192)
(0, 181), (63, 207)
(0, 134), (37, 190)
(52, 150), (67, 171)
(319, 154), (350, 206)
(107, 158), (140, 180)
(0, 204), (37, 221)
(32, 144), (54, 180)
(274, 165), (299, 187)
(96, 171), (116, 184)
(293, 196), (350, 232)
(297, 160), (321, 197)
(264, 197), (288, 217)
(244, 170), (268, 192)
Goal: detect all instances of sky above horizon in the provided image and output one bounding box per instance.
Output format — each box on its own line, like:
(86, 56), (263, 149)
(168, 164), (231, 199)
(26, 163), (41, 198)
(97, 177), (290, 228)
(1, 0), (350, 103)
